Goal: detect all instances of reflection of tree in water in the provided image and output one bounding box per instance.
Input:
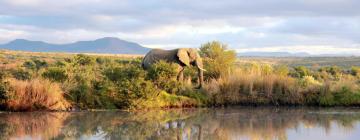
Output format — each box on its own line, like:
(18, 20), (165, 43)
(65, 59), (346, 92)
(0, 112), (69, 140)
(1, 107), (360, 140)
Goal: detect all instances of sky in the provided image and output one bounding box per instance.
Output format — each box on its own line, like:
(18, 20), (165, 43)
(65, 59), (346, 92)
(0, 0), (360, 55)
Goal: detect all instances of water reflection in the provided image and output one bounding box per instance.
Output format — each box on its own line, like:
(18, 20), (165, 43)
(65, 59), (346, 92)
(1, 107), (360, 140)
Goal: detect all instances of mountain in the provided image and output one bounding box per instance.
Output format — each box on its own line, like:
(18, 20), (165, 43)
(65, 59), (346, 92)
(0, 37), (150, 54)
(238, 51), (311, 57)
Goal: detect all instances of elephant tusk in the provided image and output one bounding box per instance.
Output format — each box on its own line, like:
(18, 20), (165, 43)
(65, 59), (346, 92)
(199, 67), (207, 71)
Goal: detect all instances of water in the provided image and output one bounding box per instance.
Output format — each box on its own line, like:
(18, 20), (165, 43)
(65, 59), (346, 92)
(1, 107), (360, 140)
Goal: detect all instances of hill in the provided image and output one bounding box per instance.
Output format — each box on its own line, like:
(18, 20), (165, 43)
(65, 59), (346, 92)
(0, 37), (150, 54)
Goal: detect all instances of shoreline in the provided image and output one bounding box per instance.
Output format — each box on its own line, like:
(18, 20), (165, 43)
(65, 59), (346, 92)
(2, 105), (360, 112)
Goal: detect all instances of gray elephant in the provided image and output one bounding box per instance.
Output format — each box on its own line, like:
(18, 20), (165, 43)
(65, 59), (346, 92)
(142, 48), (206, 88)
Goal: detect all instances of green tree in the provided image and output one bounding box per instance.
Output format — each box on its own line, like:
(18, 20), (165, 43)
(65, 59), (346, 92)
(199, 41), (237, 79)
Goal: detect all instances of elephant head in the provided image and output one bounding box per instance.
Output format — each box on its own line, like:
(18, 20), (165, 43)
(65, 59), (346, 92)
(177, 48), (205, 88)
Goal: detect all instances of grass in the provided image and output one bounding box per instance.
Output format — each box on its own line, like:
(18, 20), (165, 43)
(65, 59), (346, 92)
(3, 78), (70, 111)
(203, 65), (360, 106)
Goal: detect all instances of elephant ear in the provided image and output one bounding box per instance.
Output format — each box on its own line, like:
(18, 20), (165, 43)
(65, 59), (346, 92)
(177, 49), (190, 66)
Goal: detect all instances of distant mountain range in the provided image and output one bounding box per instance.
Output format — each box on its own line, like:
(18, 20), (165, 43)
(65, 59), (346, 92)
(1, 38), (356, 57)
(0, 37), (150, 54)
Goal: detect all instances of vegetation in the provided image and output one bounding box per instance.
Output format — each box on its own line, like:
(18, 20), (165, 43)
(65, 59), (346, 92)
(2, 41), (360, 111)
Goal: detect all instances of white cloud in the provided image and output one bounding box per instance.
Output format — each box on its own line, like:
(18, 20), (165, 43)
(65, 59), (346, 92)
(0, 0), (360, 54)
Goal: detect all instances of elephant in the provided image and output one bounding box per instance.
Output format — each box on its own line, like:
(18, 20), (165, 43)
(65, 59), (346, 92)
(142, 48), (206, 88)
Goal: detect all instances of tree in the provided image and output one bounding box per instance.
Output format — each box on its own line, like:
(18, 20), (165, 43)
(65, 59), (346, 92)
(199, 41), (237, 79)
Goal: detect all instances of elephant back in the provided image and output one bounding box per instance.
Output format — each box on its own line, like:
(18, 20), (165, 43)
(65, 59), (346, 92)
(142, 49), (178, 69)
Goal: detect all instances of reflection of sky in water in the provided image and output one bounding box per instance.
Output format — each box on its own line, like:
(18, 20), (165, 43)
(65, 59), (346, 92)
(2, 108), (360, 140)
(287, 122), (360, 140)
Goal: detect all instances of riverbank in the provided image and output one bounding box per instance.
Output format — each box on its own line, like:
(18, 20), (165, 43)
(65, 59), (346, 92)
(2, 44), (360, 111)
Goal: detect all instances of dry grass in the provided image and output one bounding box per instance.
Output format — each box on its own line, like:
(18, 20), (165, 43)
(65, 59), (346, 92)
(204, 67), (305, 105)
(4, 78), (70, 111)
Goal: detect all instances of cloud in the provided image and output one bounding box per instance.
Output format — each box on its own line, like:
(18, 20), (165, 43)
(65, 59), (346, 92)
(0, 0), (360, 54)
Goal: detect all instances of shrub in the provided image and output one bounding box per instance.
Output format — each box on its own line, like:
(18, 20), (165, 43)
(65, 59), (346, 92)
(199, 41), (237, 79)
(104, 65), (159, 108)
(0, 80), (10, 108)
(3, 78), (70, 111)
(74, 54), (95, 66)
(42, 67), (68, 82)
(11, 69), (32, 80)
(32, 59), (48, 70)
(319, 66), (342, 80)
(291, 66), (311, 78)
(351, 66), (360, 77)
(23, 59), (48, 71)
(147, 61), (181, 94)
(274, 65), (289, 77)
(299, 76), (322, 87)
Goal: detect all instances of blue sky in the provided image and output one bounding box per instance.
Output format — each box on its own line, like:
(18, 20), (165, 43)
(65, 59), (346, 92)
(0, 0), (360, 54)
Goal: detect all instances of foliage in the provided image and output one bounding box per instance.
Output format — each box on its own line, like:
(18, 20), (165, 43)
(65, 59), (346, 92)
(42, 67), (68, 82)
(147, 61), (181, 94)
(299, 76), (322, 87)
(74, 54), (95, 66)
(11, 69), (32, 80)
(291, 66), (311, 78)
(23, 59), (48, 71)
(199, 41), (237, 79)
(4, 48), (360, 110)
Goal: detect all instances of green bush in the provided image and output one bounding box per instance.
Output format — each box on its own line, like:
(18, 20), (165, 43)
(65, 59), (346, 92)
(42, 67), (68, 82)
(147, 61), (181, 94)
(319, 66), (342, 80)
(104, 64), (159, 108)
(74, 54), (95, 66)
(351, 66), (360, 77)
(199, 41), (236, 79)
(11, 69), (32, 80)
(0, 81), (9, 101)
(274, 65), (289, 77)
(291, 66), (311, 78)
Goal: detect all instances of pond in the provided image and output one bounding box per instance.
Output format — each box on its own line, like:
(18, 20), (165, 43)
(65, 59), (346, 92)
(1, 107), (360, 140)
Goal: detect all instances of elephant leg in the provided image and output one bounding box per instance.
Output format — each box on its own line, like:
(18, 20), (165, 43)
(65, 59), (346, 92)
(177, 66), (184, 82)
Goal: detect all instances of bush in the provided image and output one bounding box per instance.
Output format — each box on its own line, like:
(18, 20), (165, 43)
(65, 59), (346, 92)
(11, 69), (32, 80)
(0, 80), (10, 108)
(199, 41), (236, 79)
(291, 66), (311, 78)
(104, 64), (159, 108)
(319, 66), (342, 80)
(351, 66), (360, 77)
(299, 76), (322, 87)
(3, 78), (70, 111)
(42, 67), (68, 82)
(74, 54), (95, 66)
(147, 61), (181, 94)
(274, 65), (289, 77)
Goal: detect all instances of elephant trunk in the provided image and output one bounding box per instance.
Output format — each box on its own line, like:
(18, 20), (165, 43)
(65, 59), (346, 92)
(195, 58), (205, 88)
